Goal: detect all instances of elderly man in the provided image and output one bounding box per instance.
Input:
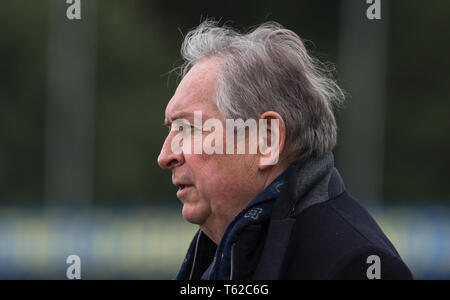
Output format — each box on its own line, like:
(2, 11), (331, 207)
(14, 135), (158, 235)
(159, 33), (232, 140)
(157, 20), (413, 280)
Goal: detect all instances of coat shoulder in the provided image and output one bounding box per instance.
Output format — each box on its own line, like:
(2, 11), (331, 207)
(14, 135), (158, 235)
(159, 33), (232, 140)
(283, 192), (413, 279)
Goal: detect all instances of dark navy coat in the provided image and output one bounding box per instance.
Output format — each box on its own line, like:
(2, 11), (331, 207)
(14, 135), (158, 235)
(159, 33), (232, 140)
(185, 153), (413, 280)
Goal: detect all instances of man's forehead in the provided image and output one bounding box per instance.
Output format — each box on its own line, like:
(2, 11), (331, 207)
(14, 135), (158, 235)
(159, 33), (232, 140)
(165, 57), (223, 123)
(165, 91), (213, 123)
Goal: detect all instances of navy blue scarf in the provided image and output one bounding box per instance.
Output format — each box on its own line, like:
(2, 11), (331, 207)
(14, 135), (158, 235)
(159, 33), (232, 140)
(174, 167), (292, 280)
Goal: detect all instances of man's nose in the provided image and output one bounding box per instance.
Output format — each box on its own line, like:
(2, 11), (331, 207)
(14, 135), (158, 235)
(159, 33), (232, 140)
(157, 135), (184, 170)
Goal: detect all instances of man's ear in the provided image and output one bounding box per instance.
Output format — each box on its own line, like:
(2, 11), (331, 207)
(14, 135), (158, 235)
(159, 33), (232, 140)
(258, 111), (286, 169)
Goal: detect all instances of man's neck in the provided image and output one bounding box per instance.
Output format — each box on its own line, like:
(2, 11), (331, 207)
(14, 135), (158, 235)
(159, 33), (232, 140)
(262, 158), (291, 190)
(200, 217), (229, 245)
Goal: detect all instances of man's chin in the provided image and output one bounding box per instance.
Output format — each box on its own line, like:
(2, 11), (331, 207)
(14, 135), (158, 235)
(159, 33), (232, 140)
(181, 204), (209, 225)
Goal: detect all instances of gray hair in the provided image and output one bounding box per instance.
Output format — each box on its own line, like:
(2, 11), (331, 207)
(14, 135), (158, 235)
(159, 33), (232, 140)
(179, 20), (344, 160)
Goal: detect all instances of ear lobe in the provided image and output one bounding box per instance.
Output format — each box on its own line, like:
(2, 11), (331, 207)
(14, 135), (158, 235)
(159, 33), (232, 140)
(257, 112), (286, 169)
(259, 152), (280, 168)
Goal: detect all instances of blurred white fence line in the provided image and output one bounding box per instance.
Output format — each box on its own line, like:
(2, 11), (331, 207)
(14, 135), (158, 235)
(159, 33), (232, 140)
(0, 204), (448, 279)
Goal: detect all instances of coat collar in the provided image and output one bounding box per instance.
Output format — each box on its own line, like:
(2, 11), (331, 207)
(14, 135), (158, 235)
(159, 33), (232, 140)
(253, 152), (346, 279)
(271, 152), (344, 220)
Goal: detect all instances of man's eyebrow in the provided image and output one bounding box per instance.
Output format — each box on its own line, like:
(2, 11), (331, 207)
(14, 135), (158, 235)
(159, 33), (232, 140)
(164, 112), (192, 126)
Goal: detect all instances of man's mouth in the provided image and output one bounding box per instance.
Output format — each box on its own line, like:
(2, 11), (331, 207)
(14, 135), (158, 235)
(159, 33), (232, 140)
(177, 183), (192, 190)
(176, 183), (194, 197)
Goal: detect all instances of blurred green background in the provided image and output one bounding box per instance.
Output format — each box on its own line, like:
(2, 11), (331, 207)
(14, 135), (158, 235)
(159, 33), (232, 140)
(0, 0), (449, 279)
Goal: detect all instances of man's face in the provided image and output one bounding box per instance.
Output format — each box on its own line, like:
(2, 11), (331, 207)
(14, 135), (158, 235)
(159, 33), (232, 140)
(157, 57), (262, 230)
